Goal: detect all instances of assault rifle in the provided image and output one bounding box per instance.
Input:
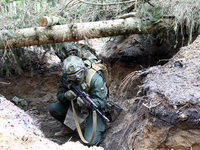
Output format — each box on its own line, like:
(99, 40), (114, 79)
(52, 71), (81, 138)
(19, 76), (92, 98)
(62, 77), (110, 122)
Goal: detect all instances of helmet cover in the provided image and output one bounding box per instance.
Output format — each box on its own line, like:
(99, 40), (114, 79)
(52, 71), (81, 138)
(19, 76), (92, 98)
(62, 56), (85, 84)
(62, 42), (81, 57)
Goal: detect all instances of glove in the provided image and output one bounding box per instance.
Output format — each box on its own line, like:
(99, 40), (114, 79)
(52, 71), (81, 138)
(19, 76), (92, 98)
(77, 97), (87, 107)
(65, 90), (76, 101)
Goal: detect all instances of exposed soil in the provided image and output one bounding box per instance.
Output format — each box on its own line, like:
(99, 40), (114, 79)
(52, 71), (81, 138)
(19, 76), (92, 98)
(0, 98), (103, 150)
(102, 35), (200, 150)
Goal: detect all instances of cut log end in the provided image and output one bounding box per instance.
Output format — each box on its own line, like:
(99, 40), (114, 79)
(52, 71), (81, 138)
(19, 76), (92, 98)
(39, 17), (48, 27)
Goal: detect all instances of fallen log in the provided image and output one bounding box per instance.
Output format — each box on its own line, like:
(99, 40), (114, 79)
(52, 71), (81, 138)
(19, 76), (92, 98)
(0, 17), (162, 49)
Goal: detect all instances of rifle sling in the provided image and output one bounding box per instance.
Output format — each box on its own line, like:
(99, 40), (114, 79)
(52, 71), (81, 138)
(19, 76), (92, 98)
(71, 100), (97, 144)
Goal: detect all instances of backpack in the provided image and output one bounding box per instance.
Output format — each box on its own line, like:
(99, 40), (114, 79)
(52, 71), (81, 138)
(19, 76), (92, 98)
(79, 43), (102, 61)
(85, 63), (110, 89)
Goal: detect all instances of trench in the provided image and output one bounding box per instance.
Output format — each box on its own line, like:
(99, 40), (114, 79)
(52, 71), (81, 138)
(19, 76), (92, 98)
(0, 55), (171, 146)
(0, 36), (188, 148)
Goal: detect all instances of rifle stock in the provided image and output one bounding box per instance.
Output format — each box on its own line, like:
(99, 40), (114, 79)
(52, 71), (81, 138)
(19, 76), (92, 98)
(62, 77), (110, 122)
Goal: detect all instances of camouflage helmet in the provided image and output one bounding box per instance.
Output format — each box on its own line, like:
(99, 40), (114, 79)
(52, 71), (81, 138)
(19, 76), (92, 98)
(62, 56), (85, 84)
(62, 42), (82, 58)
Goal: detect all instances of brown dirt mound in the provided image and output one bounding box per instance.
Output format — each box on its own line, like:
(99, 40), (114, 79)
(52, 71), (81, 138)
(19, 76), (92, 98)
(0, 97), (103, 150)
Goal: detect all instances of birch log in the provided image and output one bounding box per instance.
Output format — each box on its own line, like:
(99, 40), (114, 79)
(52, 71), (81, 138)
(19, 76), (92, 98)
(0, 17), (160, 49)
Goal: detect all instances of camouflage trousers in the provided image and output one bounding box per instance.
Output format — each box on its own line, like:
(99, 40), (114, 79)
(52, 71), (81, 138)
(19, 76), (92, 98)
(49, 102), (105, 146)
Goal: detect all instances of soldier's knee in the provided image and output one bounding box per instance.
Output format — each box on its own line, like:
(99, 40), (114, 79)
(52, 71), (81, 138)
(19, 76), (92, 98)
(49, 103), (56, 113)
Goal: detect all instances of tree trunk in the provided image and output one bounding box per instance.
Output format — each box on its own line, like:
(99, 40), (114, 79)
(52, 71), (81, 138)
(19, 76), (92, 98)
(0, 17), (161, 49)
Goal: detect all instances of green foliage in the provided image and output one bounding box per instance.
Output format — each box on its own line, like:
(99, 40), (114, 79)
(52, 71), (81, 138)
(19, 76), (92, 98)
(138, 0), (200, 46)
(138, 3), (163, 22)
(0, 0), (130, 76)
(0, 47), (40, 76)
(47, 0), (56, 7)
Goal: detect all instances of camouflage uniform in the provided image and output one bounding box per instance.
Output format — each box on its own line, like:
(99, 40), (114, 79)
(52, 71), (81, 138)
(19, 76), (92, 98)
(49, 46), (107, 146)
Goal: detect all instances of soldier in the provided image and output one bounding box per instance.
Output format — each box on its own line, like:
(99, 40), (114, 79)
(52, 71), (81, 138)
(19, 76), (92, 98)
(49, 56), (108, 146)
(59, 42), (99, 63)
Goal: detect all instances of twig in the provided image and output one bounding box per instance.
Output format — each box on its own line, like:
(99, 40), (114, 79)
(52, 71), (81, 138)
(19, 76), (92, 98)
(0, 82), (10, 85)
(147, 1), (154, 7)
(154, 18), (164, 24)
(157, 127), (172, 147)
(111, 3), (136, 19)
(59, 0), (74, 15)
(176, 103), (190, 113)
(77, 0), (135, 6)
(122, 114), (141, 137)
(164, 127), (171, 141)
(9, 48), (17, 64)
(116, 12), (139, 19)
(20, 0), (33, 26)
(142, 102), (161, 109)
(48, 138), (63, 144)
(67, 136), (72, 142)
(157, 59), (170, 65)
(135, 0), (137, 10)
(185, 141), (193, 150)
(2, 49), (7, 62)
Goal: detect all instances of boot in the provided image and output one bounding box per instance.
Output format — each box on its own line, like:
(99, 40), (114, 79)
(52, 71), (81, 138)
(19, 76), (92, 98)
(54, 123), (74, 137)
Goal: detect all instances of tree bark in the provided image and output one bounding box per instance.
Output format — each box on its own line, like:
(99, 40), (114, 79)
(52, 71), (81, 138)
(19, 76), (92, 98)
(0, 17), (161, 49)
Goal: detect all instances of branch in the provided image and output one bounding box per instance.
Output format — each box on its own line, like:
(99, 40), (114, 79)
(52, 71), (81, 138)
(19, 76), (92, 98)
(147, 1), (154, 7)
(116, 12), (139, 19)
(0, 82), (10, 85)
(77, 0), (136, 6)
(20, 0), (33, 26)
(59, 0), (74, 15)
(142, 102), (162, 109)
(111, 2), (137, 19)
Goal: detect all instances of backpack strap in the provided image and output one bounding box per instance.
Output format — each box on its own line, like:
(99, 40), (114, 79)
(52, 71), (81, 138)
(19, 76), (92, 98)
(86, 68), (96, 88)
(92, 63), (110, 87)
(86, 63), (110, 89)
